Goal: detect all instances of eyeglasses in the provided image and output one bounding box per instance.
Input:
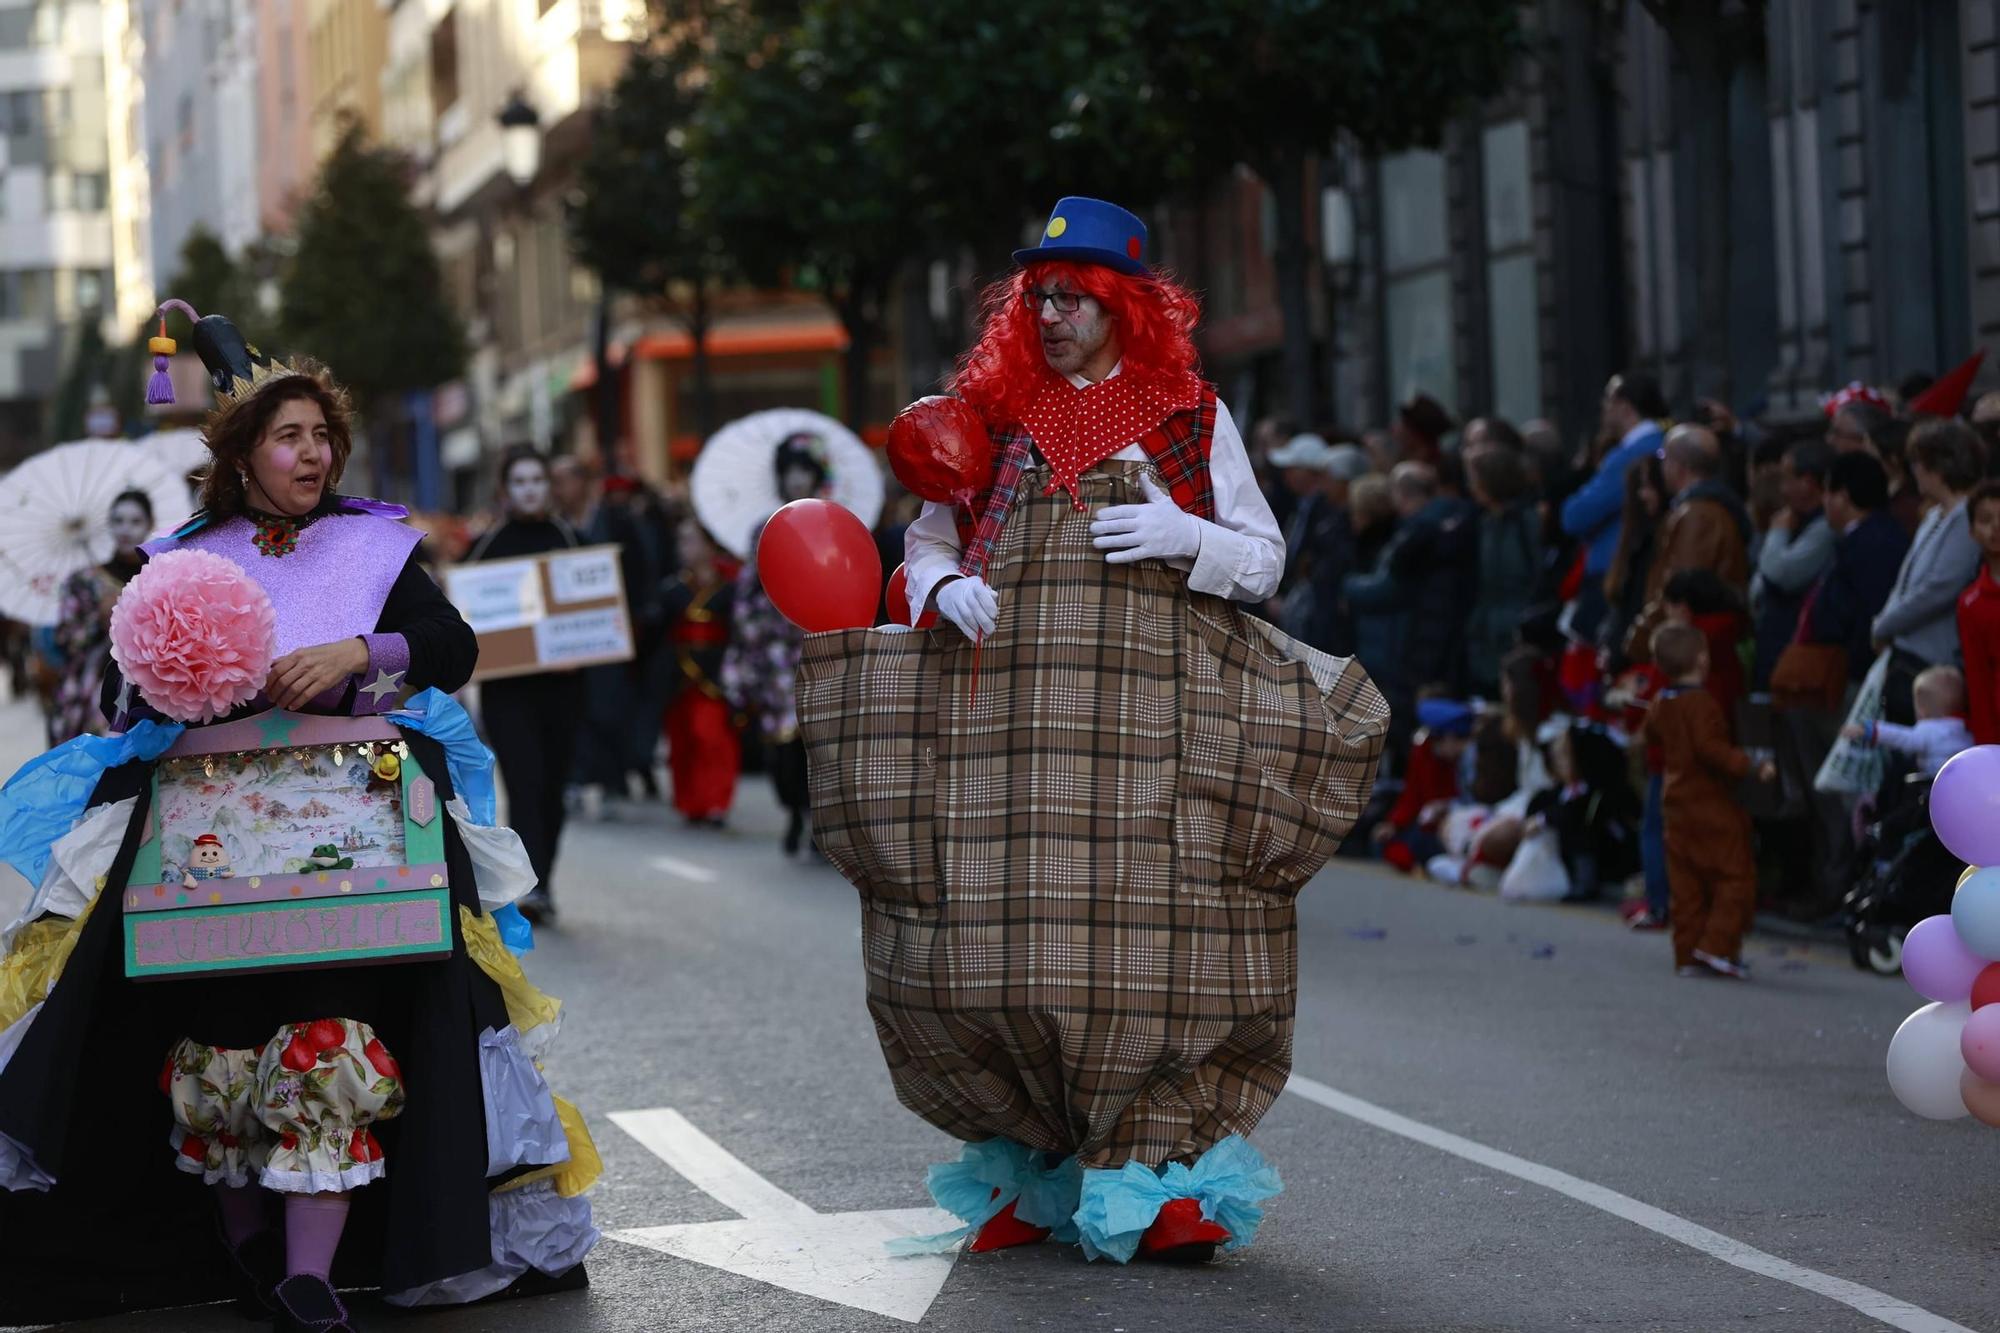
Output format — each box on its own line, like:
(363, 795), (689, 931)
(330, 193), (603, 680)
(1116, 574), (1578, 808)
(1022, 288), (1084, 313)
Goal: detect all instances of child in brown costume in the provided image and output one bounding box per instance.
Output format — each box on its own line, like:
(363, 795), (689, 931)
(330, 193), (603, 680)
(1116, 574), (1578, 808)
(1642, 622), (1776, 977)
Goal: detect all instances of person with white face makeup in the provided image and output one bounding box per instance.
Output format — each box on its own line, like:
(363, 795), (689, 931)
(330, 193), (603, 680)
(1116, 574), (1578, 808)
(48, 488), (154, 743)
(464, 445), (585, 924)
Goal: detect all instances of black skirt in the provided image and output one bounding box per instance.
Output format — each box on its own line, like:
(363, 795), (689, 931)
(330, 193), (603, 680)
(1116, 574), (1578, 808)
(0, 732), (509, 1324)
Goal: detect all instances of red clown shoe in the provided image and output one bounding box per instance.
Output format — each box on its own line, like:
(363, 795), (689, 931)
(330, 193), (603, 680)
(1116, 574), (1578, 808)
(968, 1194), (1051, 1253)
(1136, 1198), (1230, 1263)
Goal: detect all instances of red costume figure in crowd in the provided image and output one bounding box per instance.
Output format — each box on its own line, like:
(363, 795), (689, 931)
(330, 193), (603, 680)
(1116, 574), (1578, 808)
(660, 523), (740, 826)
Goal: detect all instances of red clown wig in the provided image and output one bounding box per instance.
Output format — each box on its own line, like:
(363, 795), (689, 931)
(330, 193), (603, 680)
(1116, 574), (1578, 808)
(950, 261), (1204, 429)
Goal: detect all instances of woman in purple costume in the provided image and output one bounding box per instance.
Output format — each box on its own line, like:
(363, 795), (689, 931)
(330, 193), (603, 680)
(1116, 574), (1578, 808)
(0, 311), (595, 1328)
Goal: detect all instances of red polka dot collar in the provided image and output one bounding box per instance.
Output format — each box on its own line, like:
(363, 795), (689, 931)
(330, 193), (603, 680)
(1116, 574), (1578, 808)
(1020, 366), (1203, 505)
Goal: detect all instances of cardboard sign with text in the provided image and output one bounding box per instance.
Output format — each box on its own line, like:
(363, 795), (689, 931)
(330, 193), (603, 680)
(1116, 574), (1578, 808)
(443, 543), (635, 681)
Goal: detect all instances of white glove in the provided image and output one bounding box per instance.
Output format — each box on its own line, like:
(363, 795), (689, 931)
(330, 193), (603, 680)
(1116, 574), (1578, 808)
(1090, 474), (1201, 564)
(934, 575), (999, 639)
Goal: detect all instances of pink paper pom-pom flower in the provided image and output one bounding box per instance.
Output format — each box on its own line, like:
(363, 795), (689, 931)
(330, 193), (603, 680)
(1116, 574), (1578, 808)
(109, 548), (276, 724)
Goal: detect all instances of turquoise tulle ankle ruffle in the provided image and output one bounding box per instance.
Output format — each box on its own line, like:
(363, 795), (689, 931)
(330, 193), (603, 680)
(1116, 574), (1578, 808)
(1072, 1135), (1282, 1263)
(884, 1139), (1082, 1256)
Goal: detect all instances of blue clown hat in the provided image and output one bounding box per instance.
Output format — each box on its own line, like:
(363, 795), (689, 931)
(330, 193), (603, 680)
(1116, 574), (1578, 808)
(1013, 197), (1150, 276)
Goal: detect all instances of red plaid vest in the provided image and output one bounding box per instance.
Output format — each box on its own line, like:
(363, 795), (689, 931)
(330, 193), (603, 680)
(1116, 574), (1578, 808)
(955, 387), (1219, 580)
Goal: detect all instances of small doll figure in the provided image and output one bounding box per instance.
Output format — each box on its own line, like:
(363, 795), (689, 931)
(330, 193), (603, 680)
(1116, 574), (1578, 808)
(308, 844), (355, 871)
(182, 833), (234, 889)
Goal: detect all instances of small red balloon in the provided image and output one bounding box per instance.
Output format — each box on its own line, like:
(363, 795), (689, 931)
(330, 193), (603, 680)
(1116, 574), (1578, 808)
(886, 395), (994, 505)
(884, 563), (939, 629)
(756, 499), (882, 632)
(1974, 962), (2000, 1010)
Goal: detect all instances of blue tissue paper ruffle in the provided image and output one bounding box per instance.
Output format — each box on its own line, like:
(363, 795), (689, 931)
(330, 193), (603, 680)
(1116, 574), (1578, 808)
(0, 720), (182, 886)
(885, 1139), (1082, 1256)
(390, 689), (532, 954)
(1073, 1135), (1283, 1264)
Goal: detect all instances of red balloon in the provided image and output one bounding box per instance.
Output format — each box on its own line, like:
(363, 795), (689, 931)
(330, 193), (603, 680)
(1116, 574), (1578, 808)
(757, 499), (882, 632)
(1974, 962), (2000, 1010)
(887, 395), (994, 504)
(884, 563), (939, 629)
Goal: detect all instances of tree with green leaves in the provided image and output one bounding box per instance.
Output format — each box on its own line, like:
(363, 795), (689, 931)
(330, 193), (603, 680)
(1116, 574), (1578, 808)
(280, 121), (465, 422)
(696, 0), (1190, 422)
(570, 23), (731, 439)
(1129, 1), (1523, 423)
(153, 226), (269, 345)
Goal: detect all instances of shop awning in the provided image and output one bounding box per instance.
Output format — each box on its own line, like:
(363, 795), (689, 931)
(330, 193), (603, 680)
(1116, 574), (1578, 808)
(570, 317), (849, 390)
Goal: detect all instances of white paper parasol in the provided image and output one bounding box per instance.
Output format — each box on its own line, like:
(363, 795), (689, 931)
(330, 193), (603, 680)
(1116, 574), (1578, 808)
(138, 427), (213, 480)
(0, 440), (197, 624)
(689, 408), (884, 560)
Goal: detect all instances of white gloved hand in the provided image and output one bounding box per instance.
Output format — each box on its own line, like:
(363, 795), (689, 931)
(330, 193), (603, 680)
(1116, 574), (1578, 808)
(934, 575), (999, 639)
(1089, 475), (1201, 564)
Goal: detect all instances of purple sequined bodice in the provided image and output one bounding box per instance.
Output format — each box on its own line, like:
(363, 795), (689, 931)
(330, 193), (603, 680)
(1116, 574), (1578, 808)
(145, 511), (421, 657)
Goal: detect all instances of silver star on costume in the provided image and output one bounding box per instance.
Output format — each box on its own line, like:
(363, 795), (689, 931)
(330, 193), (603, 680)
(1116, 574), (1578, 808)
(360, 669), (406, 705)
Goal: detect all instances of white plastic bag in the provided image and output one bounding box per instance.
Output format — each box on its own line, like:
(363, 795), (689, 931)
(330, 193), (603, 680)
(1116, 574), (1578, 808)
(1815, 650), (1889, 797)
(446, 796), (536, 909)
(1499, 825), (1568, 901)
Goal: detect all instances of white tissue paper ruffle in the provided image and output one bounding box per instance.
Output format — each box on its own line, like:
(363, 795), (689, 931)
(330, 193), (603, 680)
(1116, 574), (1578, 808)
(446, 797), (536, 911)
(2, 796), (133, 950)
(380, 1179), (599, 1307)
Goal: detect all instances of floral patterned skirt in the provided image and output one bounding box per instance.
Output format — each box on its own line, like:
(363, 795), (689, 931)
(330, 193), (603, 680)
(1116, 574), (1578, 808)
(162, 1017), (405, 1193)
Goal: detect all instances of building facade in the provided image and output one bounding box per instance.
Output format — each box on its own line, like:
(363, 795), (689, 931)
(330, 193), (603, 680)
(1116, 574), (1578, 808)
(0, 0), (118, 462)
(1167, 0), (2000, 446)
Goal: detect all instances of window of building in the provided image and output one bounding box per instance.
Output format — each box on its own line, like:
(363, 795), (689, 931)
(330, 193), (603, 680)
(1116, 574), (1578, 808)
(1379, 149), (1456, 413)
(1481, 119), (1540, 426)
(430, 7), (460, 121)
(0, 270), (53, 322)
(72, 171), (106, 212)
(74, 268), (107, 313)
(0, 8), (33, 49)
(177, 92), (194, 153)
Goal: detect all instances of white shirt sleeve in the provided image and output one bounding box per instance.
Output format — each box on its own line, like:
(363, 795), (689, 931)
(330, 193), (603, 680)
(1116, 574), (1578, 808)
(1179, 398), (1284, 601)
(904, 500), (966, 614)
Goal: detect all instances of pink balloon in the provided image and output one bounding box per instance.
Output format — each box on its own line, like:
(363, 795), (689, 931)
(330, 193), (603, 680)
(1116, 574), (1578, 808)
(1962, 1004), (2000, 1082)
(1932, 746), (2000, 866)
(1903, 914), (1989, 1002)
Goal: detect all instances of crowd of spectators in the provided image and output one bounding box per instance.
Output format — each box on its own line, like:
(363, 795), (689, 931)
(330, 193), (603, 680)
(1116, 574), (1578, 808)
(1252, 368), (2000, 952)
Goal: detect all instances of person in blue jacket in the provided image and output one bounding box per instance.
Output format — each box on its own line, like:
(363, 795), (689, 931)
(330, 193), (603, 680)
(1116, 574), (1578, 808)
(1561, 372), (1669, 639)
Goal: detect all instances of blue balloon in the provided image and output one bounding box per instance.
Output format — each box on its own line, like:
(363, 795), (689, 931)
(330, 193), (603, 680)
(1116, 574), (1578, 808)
(1953, 869), (2000, 960)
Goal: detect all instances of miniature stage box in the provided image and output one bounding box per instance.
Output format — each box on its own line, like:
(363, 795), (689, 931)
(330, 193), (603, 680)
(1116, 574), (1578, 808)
(122, 710), (452, 979)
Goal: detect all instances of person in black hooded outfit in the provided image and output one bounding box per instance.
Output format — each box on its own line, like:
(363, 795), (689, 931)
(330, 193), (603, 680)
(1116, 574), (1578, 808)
(464, 446), (583, 923)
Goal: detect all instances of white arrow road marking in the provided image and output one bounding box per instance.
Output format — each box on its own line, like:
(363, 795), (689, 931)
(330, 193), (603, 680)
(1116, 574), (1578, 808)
(607, 1108), (961, 1324)
(1287, 1076), (1977, 1333)
(648, 855), (719, 884)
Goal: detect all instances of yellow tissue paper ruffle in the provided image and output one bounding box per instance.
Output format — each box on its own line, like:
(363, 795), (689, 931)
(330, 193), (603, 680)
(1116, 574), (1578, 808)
(497, 1095), (601, 1199)
(458, 906), (561, 1042)
(0, 896), (98, 1032)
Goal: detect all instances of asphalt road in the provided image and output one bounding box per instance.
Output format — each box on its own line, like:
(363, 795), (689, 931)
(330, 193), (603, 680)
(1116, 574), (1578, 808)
(10, 716), (1997, 1332)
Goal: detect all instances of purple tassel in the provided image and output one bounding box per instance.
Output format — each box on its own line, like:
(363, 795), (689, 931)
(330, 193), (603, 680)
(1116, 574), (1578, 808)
(146, 354), (174, 406)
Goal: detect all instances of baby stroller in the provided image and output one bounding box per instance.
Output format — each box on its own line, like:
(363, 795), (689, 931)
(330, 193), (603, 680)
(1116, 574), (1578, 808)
(1844, 773), (1957, 975)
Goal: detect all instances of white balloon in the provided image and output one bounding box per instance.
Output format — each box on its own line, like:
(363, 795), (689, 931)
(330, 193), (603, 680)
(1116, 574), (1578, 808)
(1887, 1000), (1974, 1120)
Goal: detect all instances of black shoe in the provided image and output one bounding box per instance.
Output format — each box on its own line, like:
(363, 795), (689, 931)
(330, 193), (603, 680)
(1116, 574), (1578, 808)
(272, 1274), (357, 1332)
(219, 1226), (280, 1319)
(783, 810), (804, 857)
(517, 890), (554, 924)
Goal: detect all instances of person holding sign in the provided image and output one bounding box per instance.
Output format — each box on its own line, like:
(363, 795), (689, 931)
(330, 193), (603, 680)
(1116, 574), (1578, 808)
(0, 314), (596, 1328)
(463, 446), (586, 924)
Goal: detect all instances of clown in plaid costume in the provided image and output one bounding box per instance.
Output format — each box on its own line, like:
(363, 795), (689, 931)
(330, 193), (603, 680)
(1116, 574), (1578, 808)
(798, 197), (1388, 1263)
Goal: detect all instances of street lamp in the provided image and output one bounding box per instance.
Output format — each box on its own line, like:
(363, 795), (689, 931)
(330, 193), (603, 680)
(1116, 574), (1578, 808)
(497, 92), (541, 188)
